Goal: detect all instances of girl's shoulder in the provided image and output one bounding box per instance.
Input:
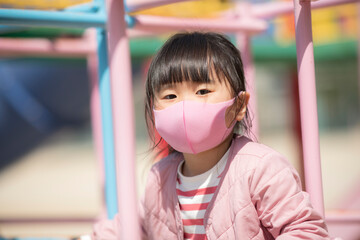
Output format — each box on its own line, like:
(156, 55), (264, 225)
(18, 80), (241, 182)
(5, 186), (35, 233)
(148, 152), (182, 183)
(228, 136), (302, 192)
(230, 135), (295, 173)
(232, 135), (279, 158)
(152, 152), (182, 171)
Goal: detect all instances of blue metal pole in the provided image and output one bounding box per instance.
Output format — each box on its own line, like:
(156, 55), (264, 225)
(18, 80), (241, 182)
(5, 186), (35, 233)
(97, 28), (118, 219)
(0, 8), (106, 29)
(63, 2), (100, 13)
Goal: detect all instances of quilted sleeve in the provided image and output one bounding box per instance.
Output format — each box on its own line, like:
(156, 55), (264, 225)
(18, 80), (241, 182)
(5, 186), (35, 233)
(250, 152), (330, 239)
(91, 196), (148, 240)
(92, 214), (120, 239)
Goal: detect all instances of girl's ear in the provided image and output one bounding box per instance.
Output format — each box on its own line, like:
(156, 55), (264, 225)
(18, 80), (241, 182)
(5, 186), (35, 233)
(235, 92), (250, 122)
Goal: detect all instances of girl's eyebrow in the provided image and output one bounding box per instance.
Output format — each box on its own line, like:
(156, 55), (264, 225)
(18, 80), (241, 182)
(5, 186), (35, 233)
(157, 78), (216, 93)
(158, 83), (175, 92)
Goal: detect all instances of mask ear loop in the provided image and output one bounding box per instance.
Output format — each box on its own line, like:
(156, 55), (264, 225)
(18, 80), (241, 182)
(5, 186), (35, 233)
(226, 91), (246, 133)
(234, 91), (246, 115)
(236, 91), (251, 137)
(237, 91), (246, 108)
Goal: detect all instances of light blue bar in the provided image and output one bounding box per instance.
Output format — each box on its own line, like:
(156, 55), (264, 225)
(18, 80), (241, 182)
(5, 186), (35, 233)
(97, 28), (118, 219)
(63, 2), (100, 13)
(0, 8), (106, 28)
(125, 14), (135, 28)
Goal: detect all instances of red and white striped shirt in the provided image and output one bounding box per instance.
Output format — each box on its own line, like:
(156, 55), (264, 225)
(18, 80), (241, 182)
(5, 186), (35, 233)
(176, 150), (229, 240)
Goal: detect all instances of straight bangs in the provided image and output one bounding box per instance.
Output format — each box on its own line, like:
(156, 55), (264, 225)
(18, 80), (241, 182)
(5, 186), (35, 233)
(146, 32), (245, 98)
(149, 35), (214, 94)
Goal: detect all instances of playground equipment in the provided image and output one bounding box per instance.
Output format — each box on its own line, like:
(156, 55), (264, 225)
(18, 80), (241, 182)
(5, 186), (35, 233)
(0, 0), (359, 239)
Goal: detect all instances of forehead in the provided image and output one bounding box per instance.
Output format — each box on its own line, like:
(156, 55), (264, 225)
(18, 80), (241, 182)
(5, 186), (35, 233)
(149, 48), (233, 96)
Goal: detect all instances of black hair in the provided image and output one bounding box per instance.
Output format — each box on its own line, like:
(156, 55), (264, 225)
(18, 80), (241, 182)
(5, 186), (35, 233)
(145, 32), (252, 153)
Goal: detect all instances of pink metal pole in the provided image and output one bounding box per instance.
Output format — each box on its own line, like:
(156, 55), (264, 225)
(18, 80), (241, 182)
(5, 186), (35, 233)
(358, 3), (360, 111)
(105, 0), (140, 239)
(311, 0), (360, 9)
(293, 0), (325, 216)
(236, 33), (259, 140)
(134, 14), (267, 33)
(252, 0), (360, 19)
(0, 37), (95, 57)
(0, 217), (95, 224)
(127, 28), (168, 38)
(326, 212), (360, 223)
(85, 29), (107, 218)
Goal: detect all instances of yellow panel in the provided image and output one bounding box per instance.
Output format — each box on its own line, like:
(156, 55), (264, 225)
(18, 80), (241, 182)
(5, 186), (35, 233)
(336, 4), (358, 39)
(0, 0), (92, 10)
(130, 0), (233, 18)
(274, 3), (358, 45)
(312, 4), (358, 43)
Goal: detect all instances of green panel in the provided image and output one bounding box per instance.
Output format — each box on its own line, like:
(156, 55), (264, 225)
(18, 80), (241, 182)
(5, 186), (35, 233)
(313, 41), (357, 61)
(130, 37), (165, 59)
(129, 37), (357, 61)
(252, 40), (357, 61)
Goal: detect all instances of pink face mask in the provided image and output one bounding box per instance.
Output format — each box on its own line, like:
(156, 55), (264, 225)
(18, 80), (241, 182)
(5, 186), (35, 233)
(153, 98), (237, 154)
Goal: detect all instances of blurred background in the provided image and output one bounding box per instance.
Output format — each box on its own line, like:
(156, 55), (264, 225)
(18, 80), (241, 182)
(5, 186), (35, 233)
(0, 0), (359, 238)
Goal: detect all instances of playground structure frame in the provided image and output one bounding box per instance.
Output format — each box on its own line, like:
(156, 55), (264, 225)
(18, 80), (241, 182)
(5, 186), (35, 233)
(0, 0), (360, 238)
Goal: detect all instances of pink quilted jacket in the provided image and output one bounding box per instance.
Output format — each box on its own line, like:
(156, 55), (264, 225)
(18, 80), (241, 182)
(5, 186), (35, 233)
(93, 136), (330, 239)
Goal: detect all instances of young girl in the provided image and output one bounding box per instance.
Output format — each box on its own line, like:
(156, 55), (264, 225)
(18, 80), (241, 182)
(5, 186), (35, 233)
(92, 32), (330, 239)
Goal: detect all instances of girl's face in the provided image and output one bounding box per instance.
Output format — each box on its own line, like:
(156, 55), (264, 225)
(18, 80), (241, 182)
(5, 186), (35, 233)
(154, 76), (241, 128)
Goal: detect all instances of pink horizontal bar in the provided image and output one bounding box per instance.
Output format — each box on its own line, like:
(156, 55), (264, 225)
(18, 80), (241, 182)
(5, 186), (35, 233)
(127, 0), (193, 12)
(0, 217), (96, 224)
(311, 0), (360, 9)
(326, 212), (360, 223)
(127, 28), (166, 38)
(0, 37), (95, 57)
(133, 15), (267, 33)
(252, 0), (359, 19)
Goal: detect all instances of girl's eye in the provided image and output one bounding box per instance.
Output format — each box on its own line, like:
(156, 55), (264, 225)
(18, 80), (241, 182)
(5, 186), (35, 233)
(196, 89), (211, 95)
(164, 94), (177, 100)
